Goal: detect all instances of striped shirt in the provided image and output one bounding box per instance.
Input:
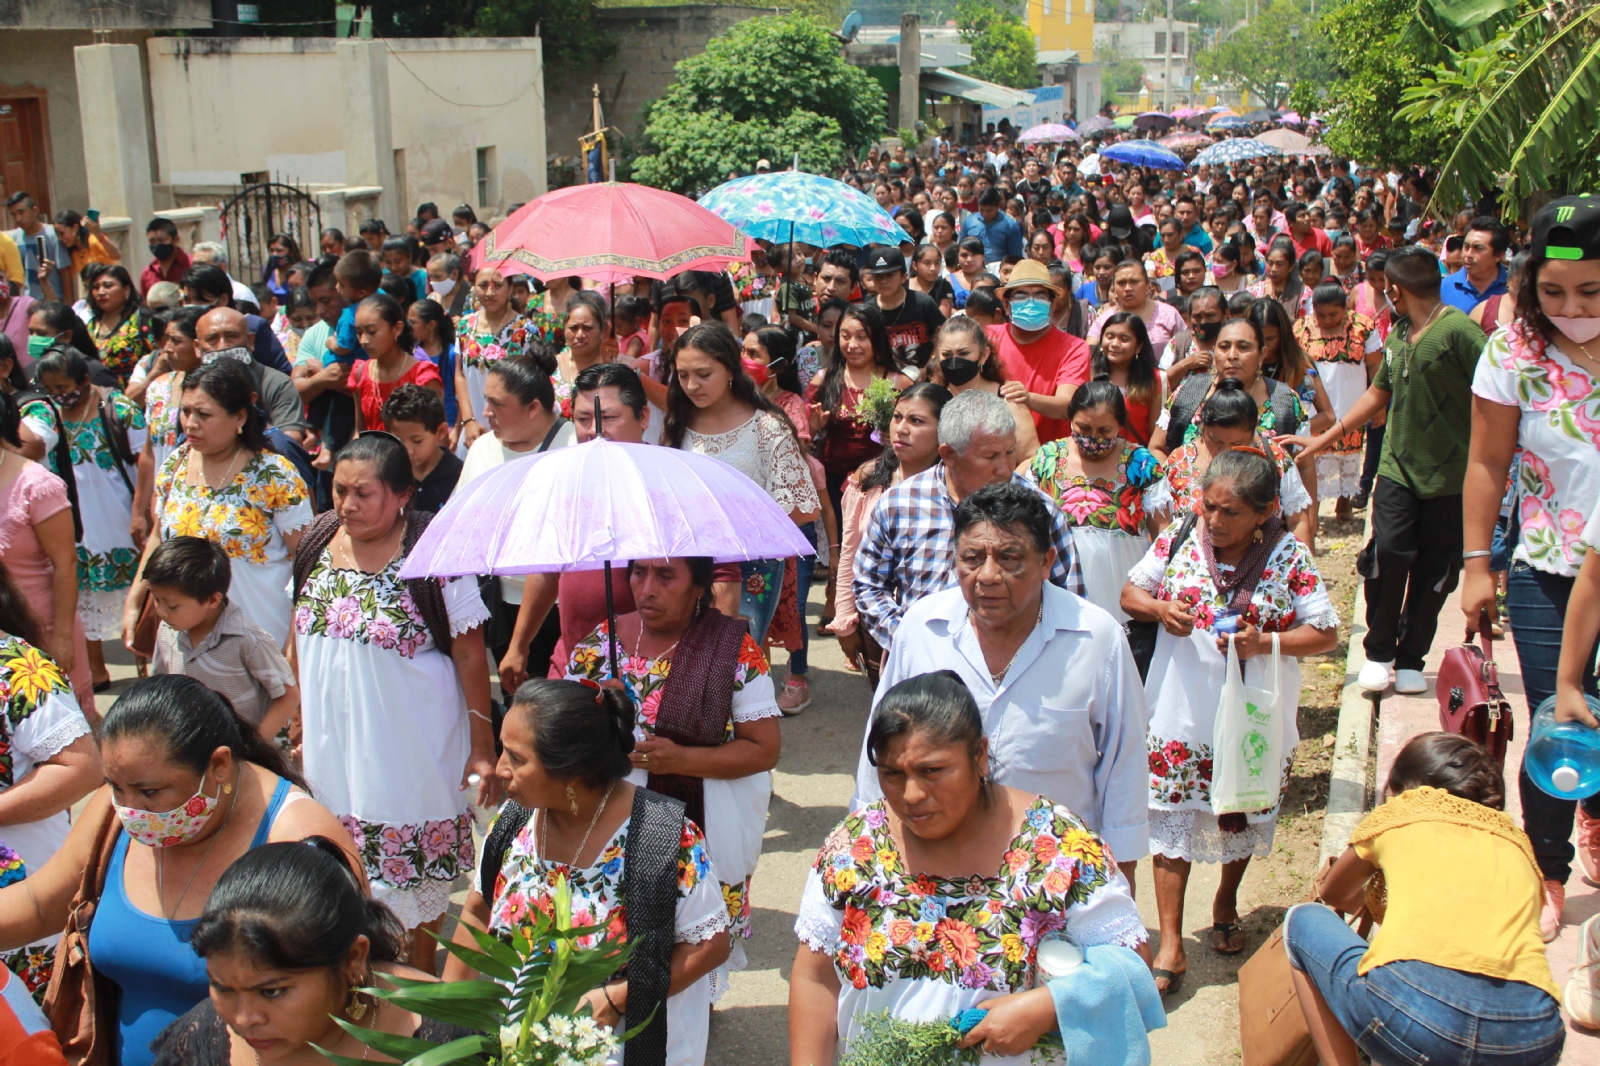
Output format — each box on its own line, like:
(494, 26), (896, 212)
(852, 463), (1084, 648)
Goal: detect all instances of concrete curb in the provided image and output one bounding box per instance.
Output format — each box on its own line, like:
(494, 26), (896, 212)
(1321, 507), (1379, 863)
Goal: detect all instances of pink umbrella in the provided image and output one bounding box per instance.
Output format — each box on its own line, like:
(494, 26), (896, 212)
(400, 436), (814, 672)
(1280, 111), (1303, 125)
(470, 182), (753, 285)
(1171, 107), (1202, 119)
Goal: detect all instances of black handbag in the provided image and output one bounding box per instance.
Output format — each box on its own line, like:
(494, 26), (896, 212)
(1126, 512), (1198, 681)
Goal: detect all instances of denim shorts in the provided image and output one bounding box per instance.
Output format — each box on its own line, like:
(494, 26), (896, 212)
(1283, 904), (1564, 1066)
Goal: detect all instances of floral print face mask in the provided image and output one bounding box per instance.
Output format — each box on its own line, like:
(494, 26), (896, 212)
(115, 776), (223, 848)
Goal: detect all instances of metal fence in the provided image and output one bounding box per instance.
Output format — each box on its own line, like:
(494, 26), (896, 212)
(218, 181), (323, 283)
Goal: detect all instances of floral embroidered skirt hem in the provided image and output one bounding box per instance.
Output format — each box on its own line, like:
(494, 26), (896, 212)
(338, 810), (475, 929)
(1316, 451), (1364, 500)
(1148, 807), (1277, 864)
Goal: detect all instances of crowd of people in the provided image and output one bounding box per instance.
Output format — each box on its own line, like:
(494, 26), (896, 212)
(0, 125), (1593, 1066)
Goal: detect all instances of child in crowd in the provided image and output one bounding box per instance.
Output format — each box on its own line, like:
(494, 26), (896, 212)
(145, 536), (299, 741)
(507, 274), (533, 315)
(380, 236), (430, 307)
(384, 383), (462, 513)
(613, 294), (650, 362)
(327, 249), (382, 362)
(961, 287), (1007, 327)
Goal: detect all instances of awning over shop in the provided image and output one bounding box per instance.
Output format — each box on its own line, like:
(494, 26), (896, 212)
(921, 67), (1035, 109)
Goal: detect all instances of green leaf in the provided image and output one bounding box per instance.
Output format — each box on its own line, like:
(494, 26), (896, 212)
(1426, 0), (1517, 31)
(399, 1034), (497, 1066)
(326, 1017), (445, 1060)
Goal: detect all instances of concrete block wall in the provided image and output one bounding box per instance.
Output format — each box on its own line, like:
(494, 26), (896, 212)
(544, 5), (775, 165)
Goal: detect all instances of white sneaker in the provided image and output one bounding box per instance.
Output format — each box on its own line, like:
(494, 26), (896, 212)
(1358, 660), (1394, 692)
(1395, 669), (1428, 695)
(1566, 912), (1600, 1027)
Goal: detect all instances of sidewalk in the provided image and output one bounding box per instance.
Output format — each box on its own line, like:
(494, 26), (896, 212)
(1363, 585), (1600, 1062)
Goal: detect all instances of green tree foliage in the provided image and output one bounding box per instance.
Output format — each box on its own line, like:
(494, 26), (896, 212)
(1396, 0), (1600, 217)
(1194, 1), (1332, 107)
(1313, 0), (1456, 167)
(956, 0), (1042, 89)
(630, 15), (888, 194)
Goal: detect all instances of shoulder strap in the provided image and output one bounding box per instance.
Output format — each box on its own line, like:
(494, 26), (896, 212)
(291, 511), (343, 601)
(400, 509), (455, 656)
(1168, 511), (1198, 563)
(537, 417), (568, 453)
(621, 788), (687, 1066)
(19, 391), (83, 542)
(478, 802), (533, 900)
(95, 387), (135, 494)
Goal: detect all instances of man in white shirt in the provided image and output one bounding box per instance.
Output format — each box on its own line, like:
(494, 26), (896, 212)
(852, 480), (1149, 878)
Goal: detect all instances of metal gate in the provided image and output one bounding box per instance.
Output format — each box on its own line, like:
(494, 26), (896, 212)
(218, 182), (322, 284)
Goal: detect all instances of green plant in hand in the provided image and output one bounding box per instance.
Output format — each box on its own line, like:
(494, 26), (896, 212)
(315, 875), (643, 1065)
(852, 376), (901, 437)
(838, 1012), (983, 1066)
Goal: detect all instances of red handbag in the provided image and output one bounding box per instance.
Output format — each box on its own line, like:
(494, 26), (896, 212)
(1436, 611), (1514, 769)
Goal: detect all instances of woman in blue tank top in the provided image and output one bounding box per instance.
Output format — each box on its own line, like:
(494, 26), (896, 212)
(0, 675), (357, 1066)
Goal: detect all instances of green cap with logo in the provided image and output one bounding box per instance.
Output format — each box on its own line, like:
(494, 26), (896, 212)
(1532, 194), (1600, 261)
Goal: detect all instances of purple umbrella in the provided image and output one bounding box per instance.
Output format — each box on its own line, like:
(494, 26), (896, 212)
(400, 435), (814, 672)
(1079, 116), (1116, 136)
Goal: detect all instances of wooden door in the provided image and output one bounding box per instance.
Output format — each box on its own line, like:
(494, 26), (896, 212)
(0, 98), (50, 217)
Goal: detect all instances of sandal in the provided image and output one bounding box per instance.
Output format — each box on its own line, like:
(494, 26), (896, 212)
(816, 617), (834, 637)
(1210, 921), (1246, 955)
(1153, 968), (1186, 997)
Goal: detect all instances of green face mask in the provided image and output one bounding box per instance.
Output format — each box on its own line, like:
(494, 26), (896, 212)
(26, 335), (51, 360)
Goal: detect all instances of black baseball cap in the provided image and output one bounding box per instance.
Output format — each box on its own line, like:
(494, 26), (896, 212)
(421, 219), (454, 244)
(863, 247), (906, 275)
(1532, 195), (1600, 261)
(1105, 205), (1135, 240)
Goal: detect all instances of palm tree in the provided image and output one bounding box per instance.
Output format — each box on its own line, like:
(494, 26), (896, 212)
(1397, 0), (1600, 219)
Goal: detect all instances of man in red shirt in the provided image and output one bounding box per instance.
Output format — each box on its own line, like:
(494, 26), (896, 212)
(139, 216), (192, 296)
(1285, 202), (1333, 262)
(984, 259), (1091, 444)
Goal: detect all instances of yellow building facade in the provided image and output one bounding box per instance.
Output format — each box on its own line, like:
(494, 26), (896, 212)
(1027, 0), (1097, 61)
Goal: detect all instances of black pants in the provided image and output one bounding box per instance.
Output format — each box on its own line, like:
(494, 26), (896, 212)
(490, 600), (563, 682)
(1361, 476), (1462, 672)
(1359, 421), (1386, 496)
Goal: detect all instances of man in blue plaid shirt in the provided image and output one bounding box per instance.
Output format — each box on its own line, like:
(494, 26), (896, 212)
(854, 390), (1083, 649)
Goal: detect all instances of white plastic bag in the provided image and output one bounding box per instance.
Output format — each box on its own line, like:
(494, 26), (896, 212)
(1211, 632), (1283, 816)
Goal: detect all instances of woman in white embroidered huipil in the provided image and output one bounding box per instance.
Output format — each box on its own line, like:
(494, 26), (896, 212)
(294, 433), (497, 973)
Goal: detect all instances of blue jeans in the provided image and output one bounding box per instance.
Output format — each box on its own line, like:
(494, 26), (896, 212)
(738, 558), (785, 647)
(1284, 904), (1564, 1066)
(789, 522), (818, 677)
(1507, 563), (1600, 882)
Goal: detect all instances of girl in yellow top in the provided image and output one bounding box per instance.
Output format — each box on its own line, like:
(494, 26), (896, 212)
(1285, 732), (1564, 1066)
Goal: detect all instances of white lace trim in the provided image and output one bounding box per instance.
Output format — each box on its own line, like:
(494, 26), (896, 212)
(794, 910), (840, 954)
(448, 594), (493, 637)
(1315, 452), (1364, 500)
(1299, 599), (1341, 632)
(677, 909), (730, 945)
(78, 589), (127, 642)
(1148, 807), (1277, 864)
(684, 411), (820, 515)
(1144, 478), (1173, 517)
(24, 715), (91, 763)
(372, 877), (453, 929)
(1072, 910), (1151, 950)
(733, 701), (785, 723)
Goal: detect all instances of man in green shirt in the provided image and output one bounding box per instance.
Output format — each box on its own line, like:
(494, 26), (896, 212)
(1291, 246), (1484, 695)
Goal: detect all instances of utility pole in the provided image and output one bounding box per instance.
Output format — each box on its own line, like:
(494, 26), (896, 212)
(1163, 0), (1174, 110)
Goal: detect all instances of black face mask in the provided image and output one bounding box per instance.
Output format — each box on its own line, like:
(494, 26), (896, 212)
(149, 242), (176, 260)
(1194, 319), (1223, 343)
(940, 356), (982, 386)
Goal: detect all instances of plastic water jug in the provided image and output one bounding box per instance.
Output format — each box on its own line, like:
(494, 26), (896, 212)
(1526, 695), (1600, 800)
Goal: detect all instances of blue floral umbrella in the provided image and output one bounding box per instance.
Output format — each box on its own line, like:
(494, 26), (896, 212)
(1192, 139), (1283, 167)
(697, 172), (903, 249)
(1099, 140), (1187, 172)
(1207, 114), (1253, 131)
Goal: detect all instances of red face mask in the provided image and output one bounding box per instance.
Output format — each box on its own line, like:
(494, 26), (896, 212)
(740, 356), (768, 386)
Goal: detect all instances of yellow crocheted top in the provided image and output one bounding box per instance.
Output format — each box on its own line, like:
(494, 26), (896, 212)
(1348, 787), (1557, 1000)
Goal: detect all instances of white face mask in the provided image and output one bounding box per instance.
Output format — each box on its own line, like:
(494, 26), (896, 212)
(430, 278), (457, 296)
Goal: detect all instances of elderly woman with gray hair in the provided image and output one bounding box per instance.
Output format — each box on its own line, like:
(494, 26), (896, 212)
(1120, 447), (1339, 996)
(852, 388), (1083, 653)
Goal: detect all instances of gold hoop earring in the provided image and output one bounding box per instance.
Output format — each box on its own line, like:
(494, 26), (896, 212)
(567, 783), (580, 816)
